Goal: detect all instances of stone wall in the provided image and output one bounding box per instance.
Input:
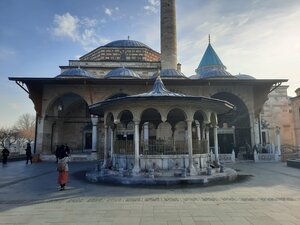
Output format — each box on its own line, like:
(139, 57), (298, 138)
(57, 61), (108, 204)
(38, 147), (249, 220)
(79, 47), (160, 62)
(291, 88), (300, 147)
(261, 86), (295, 146)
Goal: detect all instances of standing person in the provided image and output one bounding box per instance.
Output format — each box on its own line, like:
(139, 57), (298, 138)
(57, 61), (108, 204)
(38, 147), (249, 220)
(25, 143), (32, 164)
(57, 147), (70, 190)
(1, 147), (10, 164)
(64, 145), (70, 155)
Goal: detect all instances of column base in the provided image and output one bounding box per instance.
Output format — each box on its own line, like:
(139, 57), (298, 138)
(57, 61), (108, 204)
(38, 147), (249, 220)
(132, 166), (140, 176)
(101, 160), (107, 169)
(189, 165), (197, 176)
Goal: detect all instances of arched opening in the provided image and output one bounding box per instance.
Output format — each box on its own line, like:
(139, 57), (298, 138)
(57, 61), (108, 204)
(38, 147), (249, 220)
(115, 110), (134, 154)
(140, 108), (162, 154)
(211, 92), (251, 157)
(44, 93), (91, 153)
(167, 108), (188, 154)
(193, 111), (207, 154)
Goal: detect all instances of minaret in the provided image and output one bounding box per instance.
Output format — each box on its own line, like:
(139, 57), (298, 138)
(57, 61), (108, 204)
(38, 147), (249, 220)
(160, 0), (177, 70)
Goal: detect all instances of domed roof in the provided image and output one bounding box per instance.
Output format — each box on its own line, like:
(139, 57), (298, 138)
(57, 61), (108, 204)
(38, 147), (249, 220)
(152, 69), (186, 79)
(235, 74), (256, 80)
(105, 67), (141, 79)
(56, 68), (96, 78)
(200, 68), (233, 78)
(104, 40), (151, 49)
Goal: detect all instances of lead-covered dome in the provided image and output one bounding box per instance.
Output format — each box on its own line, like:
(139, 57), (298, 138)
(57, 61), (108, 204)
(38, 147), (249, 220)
(105, 67), (141, 79)
(152, 69), (186, 79)
(235, 74), (256, 80)
(56, 68), (96, 78)
(104, 40), (151, 49)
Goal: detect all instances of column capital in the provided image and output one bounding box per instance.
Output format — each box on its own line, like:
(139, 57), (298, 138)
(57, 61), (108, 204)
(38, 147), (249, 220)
(91, 114), (99, 126)
(133, 120), (140, 125)
(185, 119), (193, 124)
(203, 120), (211, 125)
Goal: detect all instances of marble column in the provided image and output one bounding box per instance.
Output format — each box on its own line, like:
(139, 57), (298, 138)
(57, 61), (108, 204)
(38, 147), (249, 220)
(196, 122), (201, 153)
(110, 126), (114, 157)
(102, 125), (108, 168)
(205, 125), (210, 153)
(91, 115), (98, 152)
(213, 125), (220, 165)
(196, 123), (201, 141)
(143, 122), (149, 149)
(187, 120), (196, 175)
(276, 127), (281, 155)
(132, 120), (140, 175)
(202, 122), (206, 141)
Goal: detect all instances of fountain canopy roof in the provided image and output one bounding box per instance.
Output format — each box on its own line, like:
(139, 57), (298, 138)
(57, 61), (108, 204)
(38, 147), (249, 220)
(89, 74), (234, 116)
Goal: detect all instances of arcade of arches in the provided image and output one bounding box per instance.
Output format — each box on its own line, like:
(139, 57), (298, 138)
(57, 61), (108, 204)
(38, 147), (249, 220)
(38, 90), (254, 166)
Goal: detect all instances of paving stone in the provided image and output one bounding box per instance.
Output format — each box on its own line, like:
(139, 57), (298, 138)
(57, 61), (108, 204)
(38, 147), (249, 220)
(0, 161), (300, 225)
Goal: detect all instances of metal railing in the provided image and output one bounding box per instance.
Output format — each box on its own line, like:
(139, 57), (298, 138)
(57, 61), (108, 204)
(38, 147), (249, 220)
(114, 140), (134, 155)
(113, 139), (208, 155)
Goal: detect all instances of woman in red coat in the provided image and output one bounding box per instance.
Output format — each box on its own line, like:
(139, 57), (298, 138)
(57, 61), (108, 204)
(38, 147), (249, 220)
(57, 147), (70, 190)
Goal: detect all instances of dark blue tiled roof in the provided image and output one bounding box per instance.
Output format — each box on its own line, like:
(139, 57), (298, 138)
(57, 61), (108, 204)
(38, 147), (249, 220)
(56, 68), (96, 78)
(105, 67), (141, 79)
(104, 40), (151, 49)
(89, 75), (235, 116)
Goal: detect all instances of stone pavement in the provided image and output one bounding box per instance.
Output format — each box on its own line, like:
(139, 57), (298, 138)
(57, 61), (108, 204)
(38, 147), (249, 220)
(0, 160), (300, 225)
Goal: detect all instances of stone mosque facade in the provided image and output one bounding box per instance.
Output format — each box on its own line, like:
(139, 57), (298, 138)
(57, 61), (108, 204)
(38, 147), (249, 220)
(10, 0), (296, 166)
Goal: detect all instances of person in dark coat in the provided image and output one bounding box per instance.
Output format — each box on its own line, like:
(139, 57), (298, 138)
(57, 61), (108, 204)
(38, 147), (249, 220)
(64, 145), (70, 155)
(25, 143), (32, 164)
(2, 147), (9, 164)
(55, 145), (60, 163)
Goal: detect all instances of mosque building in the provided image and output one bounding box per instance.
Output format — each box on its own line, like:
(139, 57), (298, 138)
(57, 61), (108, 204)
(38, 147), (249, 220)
(10, 0), (295, 168)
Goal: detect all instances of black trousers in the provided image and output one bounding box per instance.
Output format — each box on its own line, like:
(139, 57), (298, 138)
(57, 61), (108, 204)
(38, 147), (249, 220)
(26, 155), (32, 164)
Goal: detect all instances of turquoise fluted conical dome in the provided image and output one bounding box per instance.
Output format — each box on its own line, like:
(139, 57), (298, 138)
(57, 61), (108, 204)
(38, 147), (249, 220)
(195, 42), (233, 79)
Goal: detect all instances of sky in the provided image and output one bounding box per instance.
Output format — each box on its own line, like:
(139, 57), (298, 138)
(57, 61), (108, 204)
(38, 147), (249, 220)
(1, 0), (300, 127)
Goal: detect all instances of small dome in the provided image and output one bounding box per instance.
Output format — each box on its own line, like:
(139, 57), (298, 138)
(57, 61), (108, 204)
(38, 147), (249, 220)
(152, 69), (186, 79)
(188, 75), (199, 79)
(56, 68), (96, 78)
(104, 40), (151, 49)
(105, 67), (141, 79)
(200, 67), (234, 78)
(235, 74), (256, 80)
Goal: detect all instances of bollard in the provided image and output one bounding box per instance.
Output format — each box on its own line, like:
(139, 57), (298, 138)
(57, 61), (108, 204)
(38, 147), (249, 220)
(119, 168), (124, 177)
(148, 168), (154, 179)
(207, 166), (212, 176)
(220, 164), (224, 173)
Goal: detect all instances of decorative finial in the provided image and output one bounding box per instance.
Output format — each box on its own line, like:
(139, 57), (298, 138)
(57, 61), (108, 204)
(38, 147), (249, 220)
(157, 67), (161, 79)
(208, 34), (211, 44)
(128, 35), (130, 40)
